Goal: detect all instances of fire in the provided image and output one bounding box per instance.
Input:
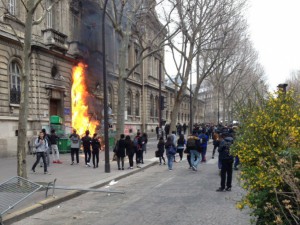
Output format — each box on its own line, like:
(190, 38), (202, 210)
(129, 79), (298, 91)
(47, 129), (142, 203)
(71, 63), (99, 135)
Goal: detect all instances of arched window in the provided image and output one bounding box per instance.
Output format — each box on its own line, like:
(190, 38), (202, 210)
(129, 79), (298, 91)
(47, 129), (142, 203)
(155, 96), (159, 117)
(181, 113), (183, 122)
(135, 92), (140, 116)
(150, 94), (154, 117)
(9, 61), (21, 104)
(108, 85), (113, 112)
(127, 90), (132, 115)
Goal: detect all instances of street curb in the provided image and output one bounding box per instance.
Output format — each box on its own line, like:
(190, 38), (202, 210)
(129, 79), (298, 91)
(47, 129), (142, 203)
(2, 161), (158, 224)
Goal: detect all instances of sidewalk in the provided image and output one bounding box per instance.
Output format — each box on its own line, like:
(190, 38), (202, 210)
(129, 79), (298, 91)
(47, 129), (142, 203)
(0, 150), (157, 224)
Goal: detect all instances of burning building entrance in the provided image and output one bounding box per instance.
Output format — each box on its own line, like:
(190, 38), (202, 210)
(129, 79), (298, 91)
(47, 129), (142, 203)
(71, 63), (99, 135)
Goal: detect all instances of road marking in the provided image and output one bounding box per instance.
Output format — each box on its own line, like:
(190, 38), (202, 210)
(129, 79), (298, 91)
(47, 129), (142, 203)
(154, 177), (174, 188)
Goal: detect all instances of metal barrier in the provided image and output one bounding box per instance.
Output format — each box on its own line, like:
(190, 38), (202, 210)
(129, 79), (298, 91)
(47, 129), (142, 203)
(0, 177), (124, 224)
(45, 178), (125, 198)
(0, 176), (43, 224)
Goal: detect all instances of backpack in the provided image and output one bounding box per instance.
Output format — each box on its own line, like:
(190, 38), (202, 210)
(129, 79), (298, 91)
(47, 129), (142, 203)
(168, 145), (176, 155)
(222, 140), (233, 160)
(133, 136), (140, 150)
(186, 137), (196, 149)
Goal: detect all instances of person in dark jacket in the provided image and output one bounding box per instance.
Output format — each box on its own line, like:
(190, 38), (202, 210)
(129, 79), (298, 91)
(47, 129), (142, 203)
(141, 133), (148, 163)
(157, 137), (166, 165)
(125, 135), (135, 169)
(40, 128), (50, 167)
(50, 129), (61, 164)
(116, 134), (126, 170)
(69, 129), (80, 165)
(81, 130), (92, 167)
(177, 134), (186, 161)
(216, 133), (234, 192)
(155, 125), (160, 140)
(165, 135), (176, 171)
(91, 133), (101, 168)
(134, 132), (143, 168)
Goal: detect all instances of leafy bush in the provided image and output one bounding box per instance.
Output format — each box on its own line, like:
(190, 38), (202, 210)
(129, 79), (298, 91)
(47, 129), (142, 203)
(233, 90), (300, 225)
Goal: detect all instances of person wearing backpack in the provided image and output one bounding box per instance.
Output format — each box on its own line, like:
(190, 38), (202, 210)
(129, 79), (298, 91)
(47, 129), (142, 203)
(134, 132), (143, 168)
(125, 135), (135, 169)
(186, 131), (201, 171)
(177, 134), (186, 161)
(216, 133), (234, 192)
(69, 129), (80, 165)
(165, 135), (176, 171)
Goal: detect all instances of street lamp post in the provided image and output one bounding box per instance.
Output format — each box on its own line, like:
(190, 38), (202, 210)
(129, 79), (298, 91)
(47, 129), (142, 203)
(102, 0), (110, 173)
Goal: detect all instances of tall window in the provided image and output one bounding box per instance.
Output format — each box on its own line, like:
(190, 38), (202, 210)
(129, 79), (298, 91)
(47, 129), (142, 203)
(46, 0), (53, 28)
(108, 85), (113, 111)
(155, 96), (159, 117)
(127, 91), (132, 115)
(134, 48), (141, 74)
(147, 56), (152, 76)
(9, 61), (21, 104)
(8, 0), (16, 15)
(166, 110), (168, 120)
(135, 93), (140, 116)
(150, 95), (154, 117)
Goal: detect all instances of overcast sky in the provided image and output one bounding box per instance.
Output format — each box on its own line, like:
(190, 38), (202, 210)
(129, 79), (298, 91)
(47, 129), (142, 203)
(247, 0), (300, 91)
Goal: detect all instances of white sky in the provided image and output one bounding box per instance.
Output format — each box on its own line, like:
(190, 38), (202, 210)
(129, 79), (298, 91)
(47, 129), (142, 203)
(247, 0), (300, 91)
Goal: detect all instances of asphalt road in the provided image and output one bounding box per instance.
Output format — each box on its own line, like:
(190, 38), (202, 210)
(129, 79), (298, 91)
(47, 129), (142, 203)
(13, 139), (252, 225)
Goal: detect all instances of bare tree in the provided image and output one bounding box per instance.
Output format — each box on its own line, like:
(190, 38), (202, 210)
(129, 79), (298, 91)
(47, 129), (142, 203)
(285, 70), (300, 93)
(99, 0), (177, 138)
(1, 0), (59, 178)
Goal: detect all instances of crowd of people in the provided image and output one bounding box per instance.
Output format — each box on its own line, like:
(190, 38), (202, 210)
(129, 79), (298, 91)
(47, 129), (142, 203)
(31, 123), (239, 193)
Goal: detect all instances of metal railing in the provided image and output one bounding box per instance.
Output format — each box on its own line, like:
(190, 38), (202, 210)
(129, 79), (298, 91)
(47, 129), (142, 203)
(0, 177), (43, 224)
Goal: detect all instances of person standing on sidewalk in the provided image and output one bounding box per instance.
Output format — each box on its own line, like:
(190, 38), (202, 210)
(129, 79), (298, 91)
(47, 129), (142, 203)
(212, 131), (220, 159)
(69, 129), (80, 165)
(81, 130), (92, 167)
(50, 129), (62, 164)
(40, 129), (50, 167)
(157, 136), (166, 165)
(186, 131), (201, 171)
(177, 134), (186, 161)
(32, 131), (49, 174)
(165, 135), (176, 171)
(216, 133), (234, 191)
(116, 134), (126, 170)
(134, 132), (143, 168)
(141, 133), (148, 163)
(125, 135), (135, 169)
(198, 129), (208, 162)
(91, 133), (101, 168)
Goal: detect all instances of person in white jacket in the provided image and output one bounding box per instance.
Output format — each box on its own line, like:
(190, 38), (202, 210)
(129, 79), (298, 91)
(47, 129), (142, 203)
(32, 131), (49, 174)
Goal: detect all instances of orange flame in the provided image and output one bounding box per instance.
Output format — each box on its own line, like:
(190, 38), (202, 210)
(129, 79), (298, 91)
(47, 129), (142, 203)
(71, 63), (99, 135)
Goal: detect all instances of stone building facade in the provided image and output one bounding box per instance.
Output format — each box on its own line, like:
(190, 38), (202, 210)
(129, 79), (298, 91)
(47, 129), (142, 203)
(0, 0), (204, 157)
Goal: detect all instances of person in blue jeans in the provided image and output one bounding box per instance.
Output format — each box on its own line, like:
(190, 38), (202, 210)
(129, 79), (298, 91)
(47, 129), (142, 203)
(186, 131), (201, 171)
(198, 129), (208, 162)
(165, 135), (176, 171)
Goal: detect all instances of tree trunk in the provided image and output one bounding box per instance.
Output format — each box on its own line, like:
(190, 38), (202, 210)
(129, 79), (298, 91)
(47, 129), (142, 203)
(116, 32), (130, 140)
(17, 1), (35, 178)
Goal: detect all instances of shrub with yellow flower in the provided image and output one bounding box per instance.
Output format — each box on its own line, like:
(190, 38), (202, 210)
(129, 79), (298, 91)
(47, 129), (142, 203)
(232, 90), (300, 225)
